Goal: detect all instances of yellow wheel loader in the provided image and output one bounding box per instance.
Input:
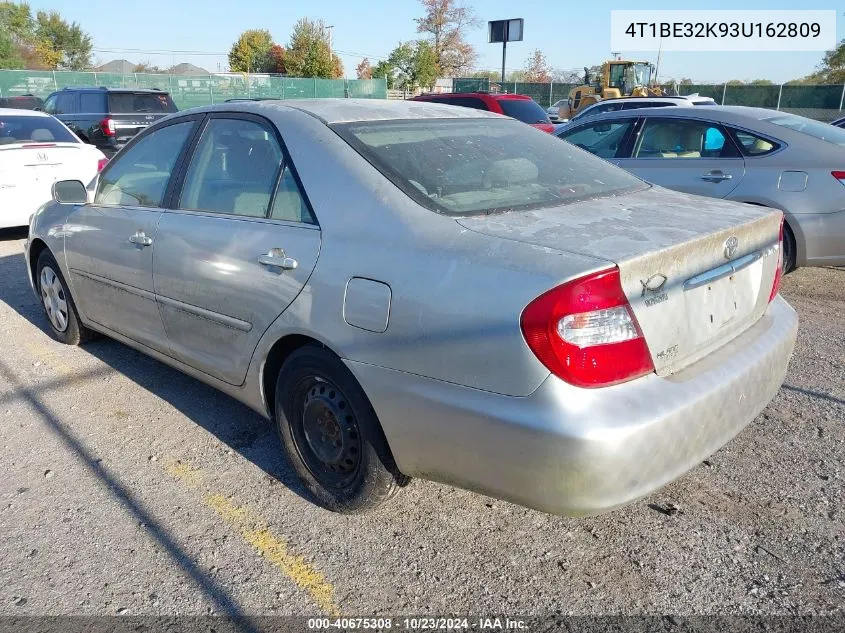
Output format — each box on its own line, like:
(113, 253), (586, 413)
(559, 60), (665, 121)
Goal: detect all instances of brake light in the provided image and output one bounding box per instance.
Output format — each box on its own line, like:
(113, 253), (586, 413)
(520, 268), (655, 388)
(97, 157), (108, 172)
(100, 118), (115, 137)
(832, 171), (845, 185)
(768, 216), (785, 303)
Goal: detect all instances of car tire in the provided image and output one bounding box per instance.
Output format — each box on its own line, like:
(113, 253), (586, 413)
(274, 344), (408, 513)
(36, 250), (96, 346)
(782, 223), (797, 274)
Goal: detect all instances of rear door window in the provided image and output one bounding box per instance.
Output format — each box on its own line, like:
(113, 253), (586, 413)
(79, 92), (106, 113)
(108, 92), (178, 114)
(179, 117), (283, 217)
(558, 120), (635, 159)
(497, 99), (551, 124)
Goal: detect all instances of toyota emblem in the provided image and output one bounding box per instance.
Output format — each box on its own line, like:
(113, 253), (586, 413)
(723, 236), (739, 260)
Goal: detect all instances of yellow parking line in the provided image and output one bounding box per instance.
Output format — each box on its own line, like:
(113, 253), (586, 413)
(164, 460), (340, 616)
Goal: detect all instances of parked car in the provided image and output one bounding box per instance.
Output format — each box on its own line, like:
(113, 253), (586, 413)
(0, 108), (106, 229)
(0, 95), (45, 111)
(27, 100), (796, 516)
(43, 87), (178, 157)
(831, 116), (845, 129)
(561, 95), (718, 125)
(556, 106), (845, 272)
(410, 92), (555, 132)
(547, 99), (566, 122)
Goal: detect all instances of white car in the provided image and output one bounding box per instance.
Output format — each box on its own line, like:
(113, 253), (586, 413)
(0, 108), (107, 229)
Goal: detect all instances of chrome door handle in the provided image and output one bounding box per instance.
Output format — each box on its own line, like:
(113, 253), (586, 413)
(700, 171), (733, 182)
(128, 231), (153, 246)
(258, 248), (298, 270)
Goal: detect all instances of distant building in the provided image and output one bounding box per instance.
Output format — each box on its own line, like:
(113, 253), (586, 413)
(94, 60), (210, 75)
(95, 59), (135, 74)
(169, 63), (210, 75)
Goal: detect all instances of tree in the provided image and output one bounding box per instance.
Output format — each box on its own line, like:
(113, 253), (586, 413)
(798, 39), (845, 84)
(331, 54), (344, 79)
(749, 79), (774, 86)
(0, 29), (24, 69)
(133, 60), (164, 73)
(386, 41), (437, 91)
(470, 70), (498, 81)
(372, 59), (395, 87)
(285, 18), (335, 78)
(356, 58), (372, 80)
(34, 10), (92, 70)
(523, 49), (551, 83)
(228, 29), (273, 73)
(725, 79), (744, 86)
(415, 0), (479, 77)
(269, 44), (286, 74)
(679, 77), (693, 85)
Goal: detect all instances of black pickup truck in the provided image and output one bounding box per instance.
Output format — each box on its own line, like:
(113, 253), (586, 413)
(43, 87), (178, 157)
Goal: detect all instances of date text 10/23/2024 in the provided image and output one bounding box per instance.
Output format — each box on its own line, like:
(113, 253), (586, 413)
(307, 618), (528, 630)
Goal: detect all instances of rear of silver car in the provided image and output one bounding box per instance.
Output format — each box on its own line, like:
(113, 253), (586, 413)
(357, 203), (796, 515)
(332, 113), (797, 515)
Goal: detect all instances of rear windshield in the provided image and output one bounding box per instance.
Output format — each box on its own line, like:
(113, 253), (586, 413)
(334, 118), (646, 216)
(0, 115), (77, 144)
(762, 113), (845, 147)
(497, 98), (551, 125)
(0, 96), (43, 110)
(108, 92), (177, 114)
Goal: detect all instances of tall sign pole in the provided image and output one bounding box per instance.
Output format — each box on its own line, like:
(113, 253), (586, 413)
(489, 18), (523, 87)
(501, 36), (507, 83)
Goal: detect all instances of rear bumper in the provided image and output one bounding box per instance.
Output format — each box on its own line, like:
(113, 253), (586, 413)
(348, 296), (798, 516)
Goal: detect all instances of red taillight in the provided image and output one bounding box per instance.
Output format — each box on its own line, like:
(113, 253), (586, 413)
(832, 171), (845, 185)
(100, 118), (115, 137)
(97, 157), (108, 172)
(768, 216), (785, 303)
(520, 268), (655, 388)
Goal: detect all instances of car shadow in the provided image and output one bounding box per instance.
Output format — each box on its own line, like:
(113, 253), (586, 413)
(0, 250), (312, 504)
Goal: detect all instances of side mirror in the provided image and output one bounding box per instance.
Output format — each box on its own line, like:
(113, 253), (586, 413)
(52, 180), (88, 204)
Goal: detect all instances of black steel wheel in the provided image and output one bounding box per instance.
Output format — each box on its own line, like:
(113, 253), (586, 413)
(275, 344), (408, 513)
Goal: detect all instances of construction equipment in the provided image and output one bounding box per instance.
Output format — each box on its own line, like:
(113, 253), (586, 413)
(559, 59), (664, 120)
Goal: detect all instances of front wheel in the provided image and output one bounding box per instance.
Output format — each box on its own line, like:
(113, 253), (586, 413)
(274, 345), (408, 513)
(36, 250), (96, 345)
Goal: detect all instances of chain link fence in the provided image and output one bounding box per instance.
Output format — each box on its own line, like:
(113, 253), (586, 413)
(0, 70), (387, 109)
(452, 78), (845, 121)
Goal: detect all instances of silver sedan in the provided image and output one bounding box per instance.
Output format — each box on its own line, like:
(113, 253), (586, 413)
(26, 100), (797, 516)
(556, 106), (845, 272)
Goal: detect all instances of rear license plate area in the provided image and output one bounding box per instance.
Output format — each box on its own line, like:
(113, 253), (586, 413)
(684, 260), (763, 347)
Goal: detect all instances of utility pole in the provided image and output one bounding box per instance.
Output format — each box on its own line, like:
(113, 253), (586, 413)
(325, 25), (335, 63)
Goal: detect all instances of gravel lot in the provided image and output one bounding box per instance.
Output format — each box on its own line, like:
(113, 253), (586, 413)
(0, 227), (843, 619)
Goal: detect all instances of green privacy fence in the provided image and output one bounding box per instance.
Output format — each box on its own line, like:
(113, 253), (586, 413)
(0, 70), (387, 109)
(452, 78), (845, 121)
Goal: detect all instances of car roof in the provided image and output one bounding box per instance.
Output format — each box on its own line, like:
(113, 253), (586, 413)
(591, 96), (714, 105)
(194, 98), (503, 124)
(0, 107), (49, 117)
(53, 87), (168, 94)
(417, 92), (532, 100)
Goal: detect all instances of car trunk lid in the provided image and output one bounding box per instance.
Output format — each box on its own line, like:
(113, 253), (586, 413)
(457, 187), (782, 376)
(0, 142), (97, 194)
